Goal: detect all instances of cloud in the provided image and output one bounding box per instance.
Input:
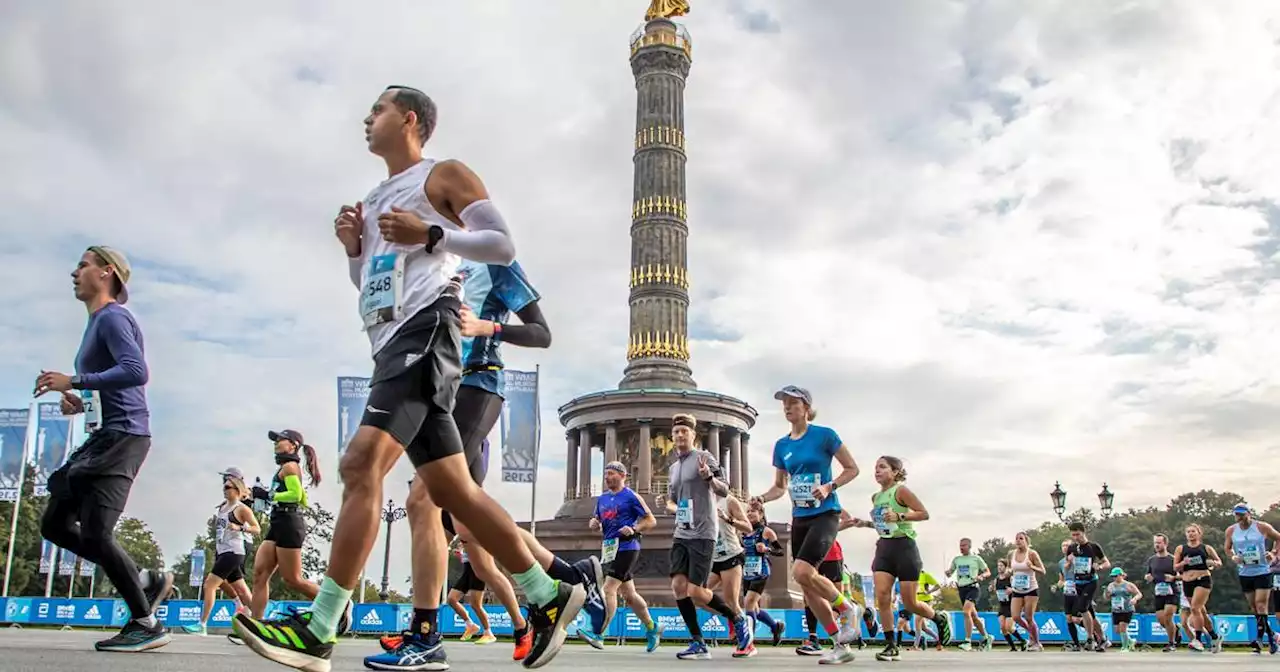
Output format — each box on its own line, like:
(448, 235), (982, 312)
(4, 0), (1280, 589)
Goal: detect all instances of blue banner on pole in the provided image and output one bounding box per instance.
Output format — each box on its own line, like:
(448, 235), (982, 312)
(499, 370), (539, 484)
(58, 549), (77, 576)
(39, 540), (55, 574)
(337, 377), (370, 464)
(0, 408), (30, 502)
(33, 403), (71, 497)
(189, 548), (206, 587)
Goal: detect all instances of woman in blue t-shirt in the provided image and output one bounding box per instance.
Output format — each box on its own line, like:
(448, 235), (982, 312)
(753, 385), (861, 664)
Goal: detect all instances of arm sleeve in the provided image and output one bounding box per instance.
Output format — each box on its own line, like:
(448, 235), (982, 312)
(440, 200), (515, 264)
(348, 255), (362, 289)
(501, 302), (550, 348)
(79, 312), (149, 389)
(272, 474), (305, 503)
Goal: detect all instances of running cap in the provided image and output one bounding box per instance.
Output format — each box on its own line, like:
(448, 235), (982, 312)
(604, 461), (628, 475)
(1110, 567), (1124, 577)
(219, 467), (245, 480)
(87, 245), (132, 305)
(268, 429), (305, 445)
(773, 385), (812, 405)
(1232, 503), (1250, 515)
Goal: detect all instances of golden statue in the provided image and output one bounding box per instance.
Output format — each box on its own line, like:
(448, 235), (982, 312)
(646, 0), (690, 21)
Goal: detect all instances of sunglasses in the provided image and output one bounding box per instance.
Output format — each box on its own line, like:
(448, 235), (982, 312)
(223, 482), (235, 490)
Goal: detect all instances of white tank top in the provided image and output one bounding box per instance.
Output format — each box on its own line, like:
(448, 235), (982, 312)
(215, 502), (246, 555)
(358, 158), (462, 356)
(713, 498), (744, 562)
(1010, 548), (1038, 592)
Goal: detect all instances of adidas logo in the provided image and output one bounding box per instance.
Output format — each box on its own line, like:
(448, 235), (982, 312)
(214, 606), (230, 619)
(1038, 620), (1060, 635)
(361, 611), (383, 626)
(84, 605), (100, 619)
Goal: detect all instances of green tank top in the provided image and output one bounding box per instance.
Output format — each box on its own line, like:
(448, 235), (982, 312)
(871, 483), (915, 539)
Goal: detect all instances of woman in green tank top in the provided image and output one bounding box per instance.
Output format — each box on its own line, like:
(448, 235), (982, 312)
(848, 456), (952, 661)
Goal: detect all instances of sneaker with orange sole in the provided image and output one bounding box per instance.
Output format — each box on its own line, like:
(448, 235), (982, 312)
(513, 627), (533, 661)
(460, 623), (481, 642)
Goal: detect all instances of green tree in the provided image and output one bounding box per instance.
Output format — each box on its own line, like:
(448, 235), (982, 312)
(0, 464), (43, 596)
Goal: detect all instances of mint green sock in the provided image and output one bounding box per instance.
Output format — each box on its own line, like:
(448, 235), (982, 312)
(513, 565), (558, 607)
(305, 577), (352, 642)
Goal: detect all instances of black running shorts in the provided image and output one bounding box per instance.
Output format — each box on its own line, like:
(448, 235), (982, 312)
(670, 538), (714, 587)
(998, 601), (1012, 618)
(712, 553), (745, 575)
(211, 552), (245, 583)
(606, 549), (640, 582)
(1239, 574), (1271, 593)
(790, 510), (841, 567)
(818, 559), (843, 584)
(958, 585), (980, 605)
(743, 578), (769, 595)
(871, 536), (923, 582)
(360, 296), (466, 468)
(1112, 610), (1133, 625)
(265, 507), (306, 549)
(46, 429), (150, 513)
(1066, 580), (1098, 616)
(451, 564), (485, 594)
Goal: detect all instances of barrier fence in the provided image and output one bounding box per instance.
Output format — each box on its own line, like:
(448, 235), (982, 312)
(0, 596), (1272, 645)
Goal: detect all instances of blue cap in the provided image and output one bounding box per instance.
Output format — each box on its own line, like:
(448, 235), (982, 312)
(1233, 503), (1250, 515)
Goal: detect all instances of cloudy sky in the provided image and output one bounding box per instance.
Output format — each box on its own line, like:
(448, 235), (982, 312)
(4, 0), (1280, 591)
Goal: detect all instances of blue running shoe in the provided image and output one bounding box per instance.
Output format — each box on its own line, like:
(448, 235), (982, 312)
(677, 640), (710, 660)
(577, 627), (604, 650)
(363, 632), (450, 671)
(732, 614), (756, 657)
(645, 621), (664, 653)
(572, 557), (607, 637)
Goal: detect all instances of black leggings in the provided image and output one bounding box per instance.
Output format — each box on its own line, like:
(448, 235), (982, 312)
(41, 493), (148, 619)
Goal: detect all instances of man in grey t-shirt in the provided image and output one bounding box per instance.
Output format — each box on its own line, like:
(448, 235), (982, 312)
(665, 414), (754, 658)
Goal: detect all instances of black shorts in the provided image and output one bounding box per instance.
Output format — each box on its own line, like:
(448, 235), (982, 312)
(211, 552), (245, 583)
(1112, 611), (1133, 625)
(606, 549), (640, 582)
(743, 578), (769, 595)
(958, 585), (980, 605)
(265, 507), (306, 549)
(1240, 574), (1271, 593)
(1154, 594), (1179, 610)
(1182, 576), (1212, 597)
(670, 538), (714, 587)
(998, 602), (1012, 618)
(360, 297), (465, 469)
(451, 564), (485, 593)
(818, 559), (843, 584)
(871, 536), (922, 582)
(46, 429), (150, 513)
(712, 553), (745, 575)
(1066, 580), (1098, 616)
(1011, 589), (1039, 599)
(790, 510), (840, 567)
(437, 385), (505, 537)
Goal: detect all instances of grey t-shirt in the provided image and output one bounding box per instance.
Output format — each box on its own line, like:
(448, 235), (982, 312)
(667, 448), (724, 541)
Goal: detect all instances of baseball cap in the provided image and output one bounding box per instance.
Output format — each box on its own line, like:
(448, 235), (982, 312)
(604, 461), (627, 475)
(773, 385), (813, 405)
(87, 245), (132, 305)
(1233, 503), (1250, 515)
(1110, 567), (1124, 577)
(219, 467), (245, 480)
(268, 429), (305, 445)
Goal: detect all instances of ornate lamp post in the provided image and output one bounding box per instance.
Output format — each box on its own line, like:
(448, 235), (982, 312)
(1049, 481), (1116, 522)
(378, 483), (410, 602)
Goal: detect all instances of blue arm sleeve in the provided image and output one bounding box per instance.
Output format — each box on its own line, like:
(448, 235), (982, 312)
(79, 312), (148, 389)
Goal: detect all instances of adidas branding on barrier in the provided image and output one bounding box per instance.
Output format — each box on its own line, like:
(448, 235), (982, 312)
(213, 606), (230, 620)
(361, 611), (383, 626)
(1038, 620), (1060, 635)
(84, 605), (100, 620)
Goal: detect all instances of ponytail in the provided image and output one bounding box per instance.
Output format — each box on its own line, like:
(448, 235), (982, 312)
(301, 444), (322, 485)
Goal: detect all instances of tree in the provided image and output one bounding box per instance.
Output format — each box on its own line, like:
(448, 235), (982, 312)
(0, 464), (43, 596)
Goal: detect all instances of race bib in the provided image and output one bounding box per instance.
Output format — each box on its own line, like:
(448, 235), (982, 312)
(871, 506), (894, 536)
(996, 589), (1008, 602)
(1012, 573), (1031, 592)
(957, 565), (971, 578)
(1240, 546), (1262, 565)
(1187, 555), (1204, 567)
(675, 499), (693, 527)
(601, 538), (618, 564)
(714, 536), (730, 556)
(81, 390), (101, 432)
(789, 474), (819, 508)
(1111, 596), (1127, 611)
(361, 253), (405, 329)
(1063, 579), (1077, 596)
(1155, 582), (1172, 596)
(1073, 556), (1092, 575)
(745, 556), (763, 577)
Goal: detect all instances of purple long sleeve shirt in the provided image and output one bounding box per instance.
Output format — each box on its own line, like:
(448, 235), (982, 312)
(74, 303), (150, 436)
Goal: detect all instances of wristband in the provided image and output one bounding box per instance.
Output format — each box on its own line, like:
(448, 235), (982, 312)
(492, 322), (503, 340)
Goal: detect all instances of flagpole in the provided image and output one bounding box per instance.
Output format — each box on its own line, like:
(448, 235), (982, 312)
(529, 365), (540, 537)
(1, 404), (33, 597)
(44, 547), (56, 598)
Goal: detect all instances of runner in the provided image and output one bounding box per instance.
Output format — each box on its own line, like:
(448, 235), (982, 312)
(578, 461), (662, 653)
(991, 559), (1026, 651)
(753, 387), (860, 664)
(445, 536), (495, 644)
(1065, 522), (1110, 652)
(1174, 523), (1222, 653)
(1104, 568), (1141, 652)
(909, 569), (942, 651)
(1144, 533), (1178, 652)
(741, 500), (786, 647)
(794, 536), (847, 656)
(706, 492), (757, 657)
(235, 86), (582, 672)
(847, 456), (953, 662)
(1007, 531), (1042, 652)
(1223, 503), (1280, 654)
(664, 413), (754, 660)
(945, 538), (992, 651)
(34, 246), (175, 652)
(184, 470), (258, 636)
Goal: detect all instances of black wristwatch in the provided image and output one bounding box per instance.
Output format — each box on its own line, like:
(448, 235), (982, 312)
(70, 375), (83, 390)
(425, 224), (445, 253)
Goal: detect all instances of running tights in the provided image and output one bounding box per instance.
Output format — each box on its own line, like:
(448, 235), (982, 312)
(41, 497), (149, 619)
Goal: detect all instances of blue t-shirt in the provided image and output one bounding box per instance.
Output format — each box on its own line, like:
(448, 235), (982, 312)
(771, 424), (842, 518)
(458, 260), (540, 397)
(595, 487), (646, 552)
(75, 303), (149, 436)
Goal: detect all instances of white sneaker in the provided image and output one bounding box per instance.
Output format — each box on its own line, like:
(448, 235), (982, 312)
(818, 643), (855, 665)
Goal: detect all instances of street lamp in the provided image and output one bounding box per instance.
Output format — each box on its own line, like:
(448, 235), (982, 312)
(1098, 483), (1114, 517)
(1049, 481), (1116, 522)
(1050, 482), (1067, 520)
(378, 484), (410, 602)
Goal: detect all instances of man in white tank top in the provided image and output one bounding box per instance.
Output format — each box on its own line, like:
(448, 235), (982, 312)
(235, 86), (583, 672)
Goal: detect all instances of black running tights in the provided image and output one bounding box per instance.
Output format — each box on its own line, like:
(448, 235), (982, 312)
(41, 495), (149, 619)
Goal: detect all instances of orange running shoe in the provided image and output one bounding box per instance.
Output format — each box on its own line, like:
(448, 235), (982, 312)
(513, 626), (533, 661)
(378, 633), (404, 652)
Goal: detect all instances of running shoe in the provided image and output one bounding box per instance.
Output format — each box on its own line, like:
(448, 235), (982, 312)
(141, 569), (175, 615)
(233, 609), (333, 672)
(644, 621), (663, 653)
(572, 557), (607, 637)
(796, 639), (823, 656)
(932, 611), (953, 646)
(1188, 640), (1204, 652)
(1271, 632), (1279, 655)
(227, 633), (243, 646)
(732, 613), (755, 654)
(1161, 643), (1175, 653)
(95, 619), (172, 652)
(380, 633), (405, 652)
(474, 632), (497, 645)
(576, 627), (604, 650)
(1251, 640), (1263, 655)
(958, 642), (972, 651)
(183, 622), (208, 636)
(1212, 634), (1224, 653)
(874, 643), (900, 661)
(337, 601), (354, 636)
(770, 620), (784, 647)
(819, 642), (854, 665)
(364, 631), (449, 671)
(521, 580), (586, 669)
(513, 626), (533, 661)
(834, 608), (859, 644)
(983, 634), (994, 651)
(676, 640), (710, 660)
(459, 623), (480, 642)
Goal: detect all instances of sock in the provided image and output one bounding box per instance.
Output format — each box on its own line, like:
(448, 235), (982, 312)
(1256, 614), (1270, 637)
(546, 558), (581, 585)
(705, 594), (738, 621)
(305, 578), (354, 642)
(135, 614), (157, 628)
(1004, 633), (1016, 649)
(896, 630), (904, 645)
(1120, 631), (1131, 648)
(831, 593), (852, 614)
(753, 609), (777, 629)
(808, 632), (818, 643)
(1208, 624), (1219, 640)
(411, 608), (438, 637)
(1068, 622), (1080, 646)
(1013, 630), (1025, 643)
(886, 630), (896, 647)
(513, 565), (558, 607)
(676, 598), (702, 641)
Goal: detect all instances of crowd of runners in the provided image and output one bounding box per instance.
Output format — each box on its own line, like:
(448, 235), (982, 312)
(30, 86), (1280, 671)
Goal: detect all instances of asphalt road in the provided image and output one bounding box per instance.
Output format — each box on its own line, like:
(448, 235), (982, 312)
(0, 628), (1272, 670)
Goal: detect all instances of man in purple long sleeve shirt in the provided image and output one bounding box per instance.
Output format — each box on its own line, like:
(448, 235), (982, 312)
(33, 246), (174, 652)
